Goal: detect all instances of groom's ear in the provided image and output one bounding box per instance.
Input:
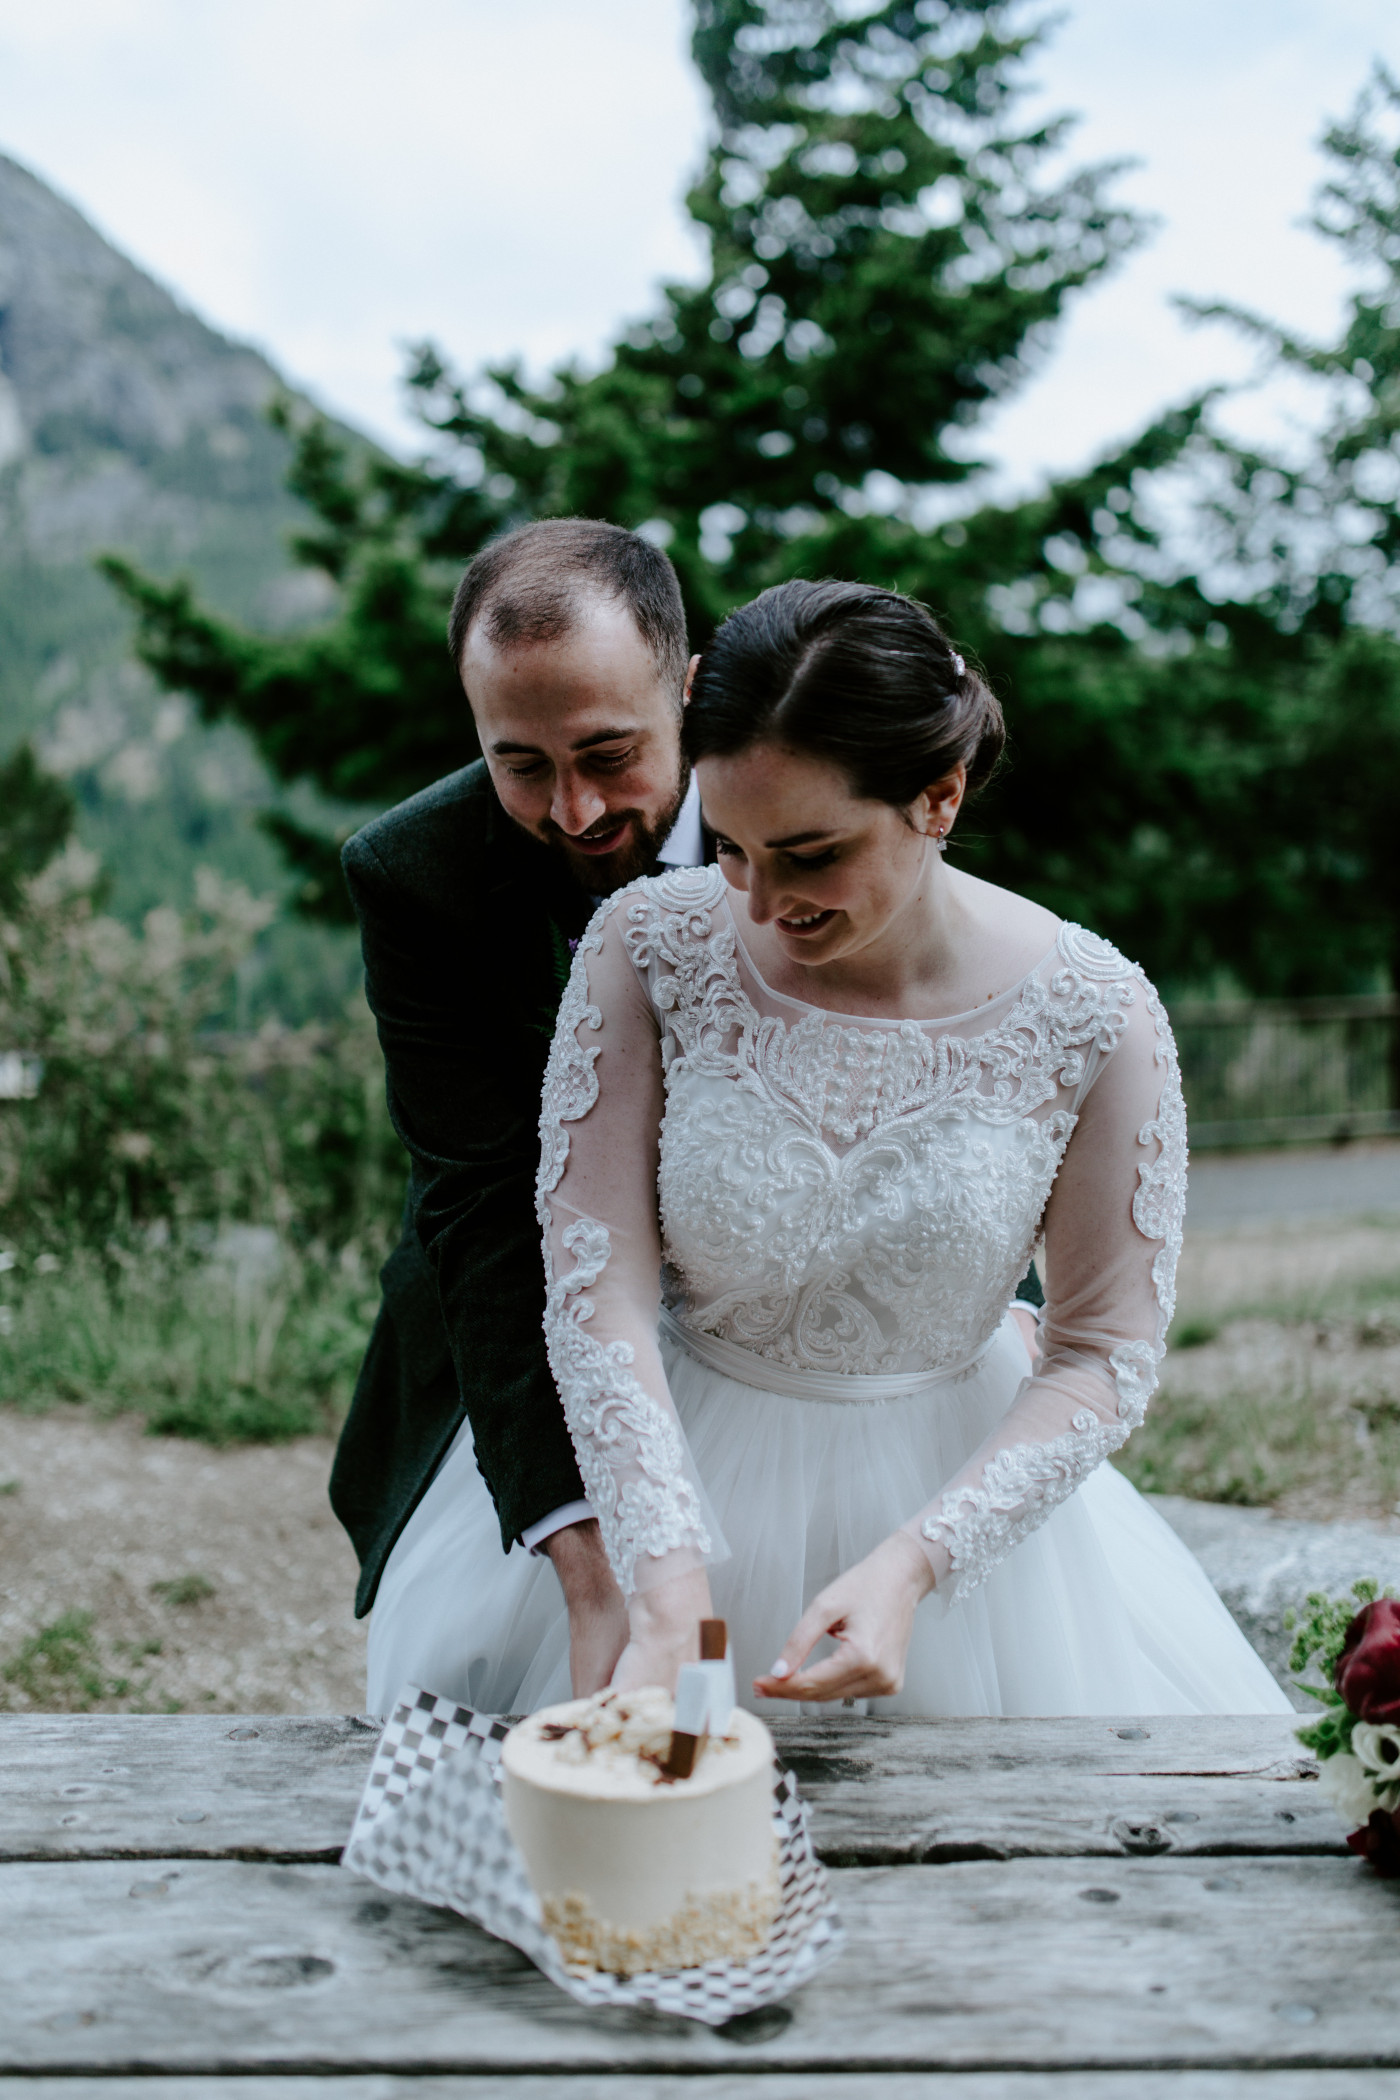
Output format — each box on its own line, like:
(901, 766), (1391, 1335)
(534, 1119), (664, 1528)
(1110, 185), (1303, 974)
(683, 654), (701, 707)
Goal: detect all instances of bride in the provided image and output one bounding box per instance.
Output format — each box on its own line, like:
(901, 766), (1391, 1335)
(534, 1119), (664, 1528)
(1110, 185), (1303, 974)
(367, 580), (1289, 1719)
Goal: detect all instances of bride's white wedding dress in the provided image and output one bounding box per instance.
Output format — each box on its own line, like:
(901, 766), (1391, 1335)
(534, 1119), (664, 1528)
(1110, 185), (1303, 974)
(367, 867), (1288, 1719)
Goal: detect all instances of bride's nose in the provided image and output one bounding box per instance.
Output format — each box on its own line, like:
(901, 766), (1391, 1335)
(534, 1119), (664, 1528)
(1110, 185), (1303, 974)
(745, 868), (778, 922)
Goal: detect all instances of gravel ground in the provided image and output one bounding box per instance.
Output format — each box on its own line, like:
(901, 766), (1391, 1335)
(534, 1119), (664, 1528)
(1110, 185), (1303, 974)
(0, 1406), (364, 1714)
(1174, 1215), (1400, 1323)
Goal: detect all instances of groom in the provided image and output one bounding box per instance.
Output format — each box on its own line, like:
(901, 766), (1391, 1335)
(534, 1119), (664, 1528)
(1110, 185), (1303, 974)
(330, 518), (703, 1695)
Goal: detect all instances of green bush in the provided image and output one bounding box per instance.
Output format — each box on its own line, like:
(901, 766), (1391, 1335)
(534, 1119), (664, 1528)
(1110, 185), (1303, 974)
(0, 1237), (380, 1441)
(0, 842), (403, 1248)
(0, 819), (402, 1441)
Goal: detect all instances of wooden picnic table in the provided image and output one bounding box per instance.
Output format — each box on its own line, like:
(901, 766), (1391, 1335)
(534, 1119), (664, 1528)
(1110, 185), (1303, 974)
(2, 1709), (1399, 2096)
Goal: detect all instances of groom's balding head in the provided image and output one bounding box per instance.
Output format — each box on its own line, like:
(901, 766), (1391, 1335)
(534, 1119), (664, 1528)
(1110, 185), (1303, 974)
(450, 519), (694, 890)
(449, 518), (687, 702)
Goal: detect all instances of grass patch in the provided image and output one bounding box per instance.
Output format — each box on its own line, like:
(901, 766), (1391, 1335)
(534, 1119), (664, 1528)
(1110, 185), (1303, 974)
(1116, 1386), (1326, 1507)
(151, 1573), (215, 1606)
(1, 1610), (115, 1709)
(0, 1611), (181, 1713)
(0, 1239), (379, 1444)
(1119, 1283), (1400, 1514)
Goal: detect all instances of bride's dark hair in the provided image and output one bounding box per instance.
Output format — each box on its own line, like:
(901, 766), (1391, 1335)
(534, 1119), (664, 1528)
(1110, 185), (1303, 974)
(684, 579), (1004, 807)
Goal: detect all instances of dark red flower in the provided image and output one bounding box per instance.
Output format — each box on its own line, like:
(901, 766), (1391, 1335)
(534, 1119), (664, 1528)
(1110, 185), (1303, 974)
(1335, 1599), (1400, 1725)
(1346, 1808), (1400, 1877)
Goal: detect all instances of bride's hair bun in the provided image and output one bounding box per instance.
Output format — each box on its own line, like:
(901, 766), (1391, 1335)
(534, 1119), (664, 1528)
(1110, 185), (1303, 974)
(684, 580), (1003, 807)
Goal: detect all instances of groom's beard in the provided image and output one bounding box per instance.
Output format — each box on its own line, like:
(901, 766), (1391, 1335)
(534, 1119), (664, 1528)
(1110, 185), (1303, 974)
(538, 765), (691, 894)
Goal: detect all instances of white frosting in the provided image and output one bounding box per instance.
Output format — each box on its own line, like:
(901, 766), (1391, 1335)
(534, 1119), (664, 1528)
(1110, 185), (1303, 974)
(502, 1688), (778, 1972)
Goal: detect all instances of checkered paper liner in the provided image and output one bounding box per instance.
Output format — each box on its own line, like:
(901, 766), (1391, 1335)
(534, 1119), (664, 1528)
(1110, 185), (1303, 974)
(342, 1685), (845, 2023)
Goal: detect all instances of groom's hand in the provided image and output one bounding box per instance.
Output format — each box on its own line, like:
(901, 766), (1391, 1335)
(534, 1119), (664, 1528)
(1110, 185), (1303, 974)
(543, 1519), (630, 1697)
(610, 1565), (714, 1695)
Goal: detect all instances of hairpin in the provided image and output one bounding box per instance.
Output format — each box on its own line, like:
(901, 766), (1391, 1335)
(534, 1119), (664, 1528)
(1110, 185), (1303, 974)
(951, 651), (965, 677)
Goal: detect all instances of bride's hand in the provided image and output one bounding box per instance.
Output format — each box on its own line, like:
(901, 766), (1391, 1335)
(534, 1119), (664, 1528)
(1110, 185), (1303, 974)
(753, 1532), (935, 1703)
(610, 1566), (714, 1694)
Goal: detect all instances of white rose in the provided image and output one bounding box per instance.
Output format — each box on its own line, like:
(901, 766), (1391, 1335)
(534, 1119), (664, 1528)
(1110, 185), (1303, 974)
(1318, 1749), (1381, 1829)
(1350, 1723), (1400, 1810)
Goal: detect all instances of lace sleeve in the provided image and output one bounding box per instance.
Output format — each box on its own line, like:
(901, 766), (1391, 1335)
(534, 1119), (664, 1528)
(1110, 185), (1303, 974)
(536, 895), (721, 1598)
(901, 977), (1186, 1603)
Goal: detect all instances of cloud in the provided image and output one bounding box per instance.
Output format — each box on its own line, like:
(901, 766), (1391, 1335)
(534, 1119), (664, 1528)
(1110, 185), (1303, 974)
(0, 0), (710, 447)
(0, 0), (1396, 483)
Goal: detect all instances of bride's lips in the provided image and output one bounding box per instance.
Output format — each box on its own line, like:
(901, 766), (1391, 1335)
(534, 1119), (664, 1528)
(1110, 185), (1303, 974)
(776, 908), (837, 937)
(566, 818), (632, 857)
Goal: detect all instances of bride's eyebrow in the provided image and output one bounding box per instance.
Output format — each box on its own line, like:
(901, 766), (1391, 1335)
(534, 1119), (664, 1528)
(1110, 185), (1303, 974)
(765, 828), (839, 849)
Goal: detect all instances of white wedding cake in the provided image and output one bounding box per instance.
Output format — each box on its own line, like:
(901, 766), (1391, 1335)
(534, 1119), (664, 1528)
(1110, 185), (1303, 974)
(501, 1680), (778, 1976)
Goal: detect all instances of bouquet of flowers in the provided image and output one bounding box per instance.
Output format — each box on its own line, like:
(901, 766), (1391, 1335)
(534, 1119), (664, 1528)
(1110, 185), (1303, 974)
(1291, 1581), (1400, 1873)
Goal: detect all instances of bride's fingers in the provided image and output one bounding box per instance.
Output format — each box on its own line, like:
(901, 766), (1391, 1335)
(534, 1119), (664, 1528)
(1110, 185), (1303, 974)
(752, 1597), (840, 1695)
(771, 1644), (887, 1701)
(757, 1659), (879, 1702)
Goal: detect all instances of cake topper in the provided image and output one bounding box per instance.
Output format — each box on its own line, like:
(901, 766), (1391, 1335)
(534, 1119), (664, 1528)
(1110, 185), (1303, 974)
(660, 1618), (736, 1780)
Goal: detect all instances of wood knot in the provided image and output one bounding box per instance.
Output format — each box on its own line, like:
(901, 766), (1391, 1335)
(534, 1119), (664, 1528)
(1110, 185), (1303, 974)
(1111, 1816), (1173, 1855)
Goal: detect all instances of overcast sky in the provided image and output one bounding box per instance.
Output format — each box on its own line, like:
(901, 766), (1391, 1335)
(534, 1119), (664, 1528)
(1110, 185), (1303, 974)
(1, 0), (1398, 496)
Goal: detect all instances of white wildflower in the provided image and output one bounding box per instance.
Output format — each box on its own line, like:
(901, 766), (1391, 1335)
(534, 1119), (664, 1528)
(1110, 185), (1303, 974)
(1350, 1722), (1400, 1810)
(1317, 1749), (1381, 1829)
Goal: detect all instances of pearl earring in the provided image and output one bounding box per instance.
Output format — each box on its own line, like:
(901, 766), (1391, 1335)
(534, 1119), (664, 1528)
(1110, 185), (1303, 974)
(935, 827), (948, 855)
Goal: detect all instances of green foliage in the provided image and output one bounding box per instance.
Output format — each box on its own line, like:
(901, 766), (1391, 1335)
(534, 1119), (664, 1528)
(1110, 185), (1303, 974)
(1286, 1580), (1392, 1757)
(1172, 1319), (1220, 1350)
(101, 1), (1165, 928)
(0, 806), (401, 1446)
(0, 1237), (379, 1443)
(1159, 63), (1400, 997)
(1289, 1579), (1380, 1684)
(0, 729), (401, 1444)
(0, 840), (401, 1248)
(97, 16), (1400, 1002)
(0, 743), (76, 915)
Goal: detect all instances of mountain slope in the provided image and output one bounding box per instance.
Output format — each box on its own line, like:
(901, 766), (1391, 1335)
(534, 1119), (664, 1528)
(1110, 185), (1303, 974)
(0, 152), (357, 1008)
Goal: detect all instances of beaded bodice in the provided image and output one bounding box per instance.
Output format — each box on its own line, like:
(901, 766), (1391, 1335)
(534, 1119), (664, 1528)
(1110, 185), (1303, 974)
(537, 867), (1185, 1600)
(625, 870), (1131, 1378)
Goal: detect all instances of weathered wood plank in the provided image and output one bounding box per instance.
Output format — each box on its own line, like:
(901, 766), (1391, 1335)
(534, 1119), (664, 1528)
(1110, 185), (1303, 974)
(6, 2079), (1400, 2100)
(0, 1714), (1329, 1866)
(3, 1853), (1397, 2074)
(0, 1714), (376, 1863)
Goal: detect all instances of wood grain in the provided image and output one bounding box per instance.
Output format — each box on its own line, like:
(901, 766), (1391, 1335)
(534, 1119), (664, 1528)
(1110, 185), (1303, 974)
(4, 1853), (1398, 2075)
(5, 2081), (1400, 2100)
(0, 1713), (1329, 1865)
(0, 1714), (376, 1863)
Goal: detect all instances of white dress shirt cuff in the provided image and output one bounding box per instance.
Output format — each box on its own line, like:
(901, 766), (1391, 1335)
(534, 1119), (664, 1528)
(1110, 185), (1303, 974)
(520, 1500), (595, 1554)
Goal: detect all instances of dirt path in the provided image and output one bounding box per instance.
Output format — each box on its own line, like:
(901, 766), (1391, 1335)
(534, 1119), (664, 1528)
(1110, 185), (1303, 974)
(0, 1406), (365, 1714)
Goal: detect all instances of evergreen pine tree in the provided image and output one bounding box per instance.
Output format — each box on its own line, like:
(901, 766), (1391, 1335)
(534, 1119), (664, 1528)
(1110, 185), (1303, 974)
(103, 0), (1158, 921)
(100, 8), (1400, 1004)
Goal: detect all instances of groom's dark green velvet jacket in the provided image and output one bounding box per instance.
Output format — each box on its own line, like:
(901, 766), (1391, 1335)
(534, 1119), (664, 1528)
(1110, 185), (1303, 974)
(329, 760), (600, 1618)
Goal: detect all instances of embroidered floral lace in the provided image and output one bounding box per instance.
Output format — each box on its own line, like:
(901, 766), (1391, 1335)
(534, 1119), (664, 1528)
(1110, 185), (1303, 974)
(536, 866), (1186, 1602)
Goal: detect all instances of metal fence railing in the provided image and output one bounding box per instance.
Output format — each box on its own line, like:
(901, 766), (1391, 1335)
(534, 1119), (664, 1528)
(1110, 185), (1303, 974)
(1170, 994), (1400, 1149)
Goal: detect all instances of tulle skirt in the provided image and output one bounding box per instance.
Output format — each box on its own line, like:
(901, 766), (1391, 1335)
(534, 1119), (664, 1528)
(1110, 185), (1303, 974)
(366, 1313), (1291, 1720)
